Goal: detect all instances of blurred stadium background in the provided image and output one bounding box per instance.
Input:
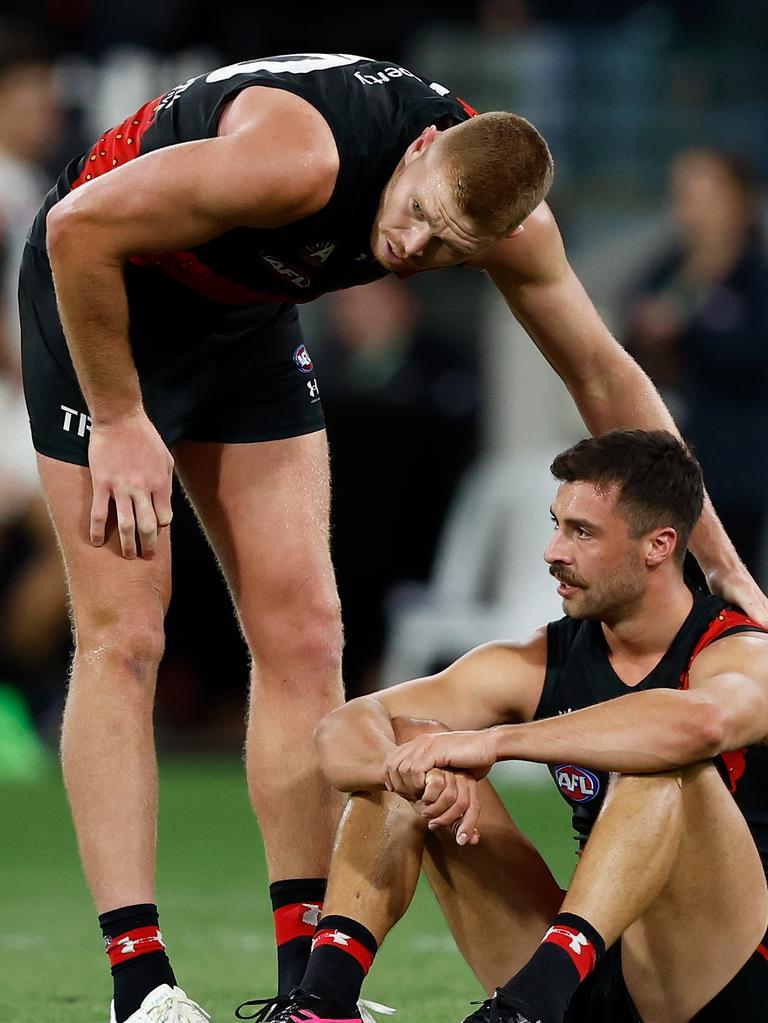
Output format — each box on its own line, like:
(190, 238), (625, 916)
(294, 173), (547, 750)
(0, 2), (766, 1019)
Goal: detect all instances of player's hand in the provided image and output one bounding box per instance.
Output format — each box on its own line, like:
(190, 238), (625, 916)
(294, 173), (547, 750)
(707, 563), (768, 627)
(384, 730), (498, 795)
(88, 409), (174, 559)
(418, 768), (481, 846)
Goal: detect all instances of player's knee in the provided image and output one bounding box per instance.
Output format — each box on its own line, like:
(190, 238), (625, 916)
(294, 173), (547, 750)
(604, 769), (684, 813)
(247, 588), (343, 679)
(73, 605), (166, 683)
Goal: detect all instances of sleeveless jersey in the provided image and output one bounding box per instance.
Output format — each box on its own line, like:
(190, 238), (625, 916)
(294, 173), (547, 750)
(535, 590), (768, 875)
(29, 53), (476, 306)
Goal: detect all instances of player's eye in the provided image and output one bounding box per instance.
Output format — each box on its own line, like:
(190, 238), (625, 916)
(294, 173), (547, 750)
(576, 526), (591, 539)
(411, 199), (423, 216)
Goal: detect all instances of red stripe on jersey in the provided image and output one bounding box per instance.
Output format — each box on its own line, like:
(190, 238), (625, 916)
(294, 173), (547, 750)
(678, 609), (765, 795)
(311, 928), (374, 974)
(758, 943), (768, 962)
(273, 902), (323, 946)
(456, 96), (478, 117)
(679, 609), (767, 690)
(128, 251), (296, 305)
(106, 926), (166, 966)
(71, 95), (164, 190)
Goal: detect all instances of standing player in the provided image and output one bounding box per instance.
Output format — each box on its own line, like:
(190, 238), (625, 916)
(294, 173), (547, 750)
(19, 54), (767, 1022)
(293, 430), (768, 1023)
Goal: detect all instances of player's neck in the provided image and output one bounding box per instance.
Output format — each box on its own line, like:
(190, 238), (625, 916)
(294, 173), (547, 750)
(600, 577), (694, 678)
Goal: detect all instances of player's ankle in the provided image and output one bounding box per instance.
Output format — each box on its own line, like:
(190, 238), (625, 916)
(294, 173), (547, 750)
(99, 903), (176, 1023)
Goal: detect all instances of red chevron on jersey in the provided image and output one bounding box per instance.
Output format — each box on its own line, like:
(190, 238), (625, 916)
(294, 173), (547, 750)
(678, 609), (765, 796)
(128, 250), (298, 305)
(456, 96), (478, 117)
(71, 95), (163, 189)
(679, 609), (766, 690)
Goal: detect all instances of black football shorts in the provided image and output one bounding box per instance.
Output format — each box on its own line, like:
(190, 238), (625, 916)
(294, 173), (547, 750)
(19, 242), (325, 467)
(566, 928), (768, 1022)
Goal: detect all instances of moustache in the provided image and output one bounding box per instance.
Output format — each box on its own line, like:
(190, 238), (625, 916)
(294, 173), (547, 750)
(549, 565), (585, 588)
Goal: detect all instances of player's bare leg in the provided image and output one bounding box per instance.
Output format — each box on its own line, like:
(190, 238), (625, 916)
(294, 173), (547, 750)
(322, 790), (427, 942)
(422, 780), (563, 992)
(616, 764), (766, 1021)
(38, 454), (171, 911)
(37, 454), (197, 1023)
(175, 432), (345, 995)
(271, 781), (562, 1020)
(500, 763), (768, 1022)
(176, 432), (344, 878)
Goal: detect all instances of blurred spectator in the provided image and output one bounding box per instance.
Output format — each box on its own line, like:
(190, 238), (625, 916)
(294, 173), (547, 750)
(318, 276), (480, 694)
(624, 148), (768, 580)
(0, 27), (69, 735)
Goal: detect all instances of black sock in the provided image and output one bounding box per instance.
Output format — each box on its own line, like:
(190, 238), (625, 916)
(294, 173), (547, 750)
(500, 913), (605, 1023)
(99, 903), (176, 1023)
(270, 878), (327, 996)
(300, 915), (378, 1017)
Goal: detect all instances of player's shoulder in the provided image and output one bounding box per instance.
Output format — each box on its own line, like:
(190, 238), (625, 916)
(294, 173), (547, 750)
(448, 627), (549, 679)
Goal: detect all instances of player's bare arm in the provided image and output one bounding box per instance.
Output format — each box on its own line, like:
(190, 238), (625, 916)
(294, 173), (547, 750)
(317, 632), (547, 794)
(390, 630), (768, 783)
(45, 86), (339, 559)
(473, 203), (768, 624)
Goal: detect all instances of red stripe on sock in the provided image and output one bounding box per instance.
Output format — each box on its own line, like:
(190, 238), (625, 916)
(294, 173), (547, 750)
(541, 925), (597, 982)
(106, 927), (166, 966)
(273, 902), (323, 946)
(311, 928), (375, 974)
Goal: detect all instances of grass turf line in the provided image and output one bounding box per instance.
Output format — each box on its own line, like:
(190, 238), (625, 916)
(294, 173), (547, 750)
(0, 758), (573, 1022)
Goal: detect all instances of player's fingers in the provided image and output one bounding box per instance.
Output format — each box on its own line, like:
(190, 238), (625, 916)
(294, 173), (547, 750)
(152, 485), (173, 530)
(427, 776), (470, 829)
(133, 491), (158, 558)
(456, 780), (481, 846)
(90, 483), (110, 547)
(115, 493), (138, 559)
(422, 770), (446, 807)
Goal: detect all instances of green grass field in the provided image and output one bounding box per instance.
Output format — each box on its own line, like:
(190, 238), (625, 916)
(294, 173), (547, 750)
(0, 759), (574, 1022)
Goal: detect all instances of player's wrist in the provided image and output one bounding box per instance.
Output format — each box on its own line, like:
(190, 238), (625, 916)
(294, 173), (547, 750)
(89, 400), (148, 429)
(490, 723), (523, 762)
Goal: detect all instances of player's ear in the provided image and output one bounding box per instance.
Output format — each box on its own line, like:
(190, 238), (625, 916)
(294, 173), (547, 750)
(404, 124), (439, 165)
(645, 527), (678, 566)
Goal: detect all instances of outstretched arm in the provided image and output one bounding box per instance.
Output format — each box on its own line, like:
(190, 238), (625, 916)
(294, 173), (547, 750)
(385, 632), (768, 783)
(474, 204), (768, 624)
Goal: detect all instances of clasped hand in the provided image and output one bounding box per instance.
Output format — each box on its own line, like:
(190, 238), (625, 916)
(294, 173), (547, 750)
(383, 730), (499, 846)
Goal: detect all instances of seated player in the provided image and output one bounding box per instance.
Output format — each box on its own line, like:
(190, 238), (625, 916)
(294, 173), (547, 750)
(235, 430), (768, 1023)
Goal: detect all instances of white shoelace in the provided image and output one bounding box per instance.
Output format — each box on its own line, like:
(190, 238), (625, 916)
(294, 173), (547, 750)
(145, 991), (211, 1023)
(357, 999), (396, 1023)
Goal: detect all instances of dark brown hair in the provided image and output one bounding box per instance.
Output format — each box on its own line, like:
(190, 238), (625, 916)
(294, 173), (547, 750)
(551, 430), (704, 563)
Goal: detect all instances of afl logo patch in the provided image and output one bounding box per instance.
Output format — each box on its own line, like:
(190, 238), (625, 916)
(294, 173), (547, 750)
(293, 344), (314, 374)
(555, 765), (601, 803)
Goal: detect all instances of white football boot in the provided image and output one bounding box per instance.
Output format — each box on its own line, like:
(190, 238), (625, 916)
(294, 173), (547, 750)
(109, 983), (211, 1023)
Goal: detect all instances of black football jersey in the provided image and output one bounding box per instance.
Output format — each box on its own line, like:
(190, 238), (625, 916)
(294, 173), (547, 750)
(29, 53), (476, 305)
(535, 590), (768, 875)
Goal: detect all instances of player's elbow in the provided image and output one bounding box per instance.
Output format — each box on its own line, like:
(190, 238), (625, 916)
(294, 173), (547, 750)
(46, 196), (104, 261)
(688, 694), (728, 760)
(313, 706), (359, 788)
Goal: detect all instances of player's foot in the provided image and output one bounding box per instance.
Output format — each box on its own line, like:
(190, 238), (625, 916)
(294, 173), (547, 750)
(234, 994), (293, 1022)
(235, 991), (395, 1023)
(461, 989), (542, 1023)
(109, 983), (211, 1023)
